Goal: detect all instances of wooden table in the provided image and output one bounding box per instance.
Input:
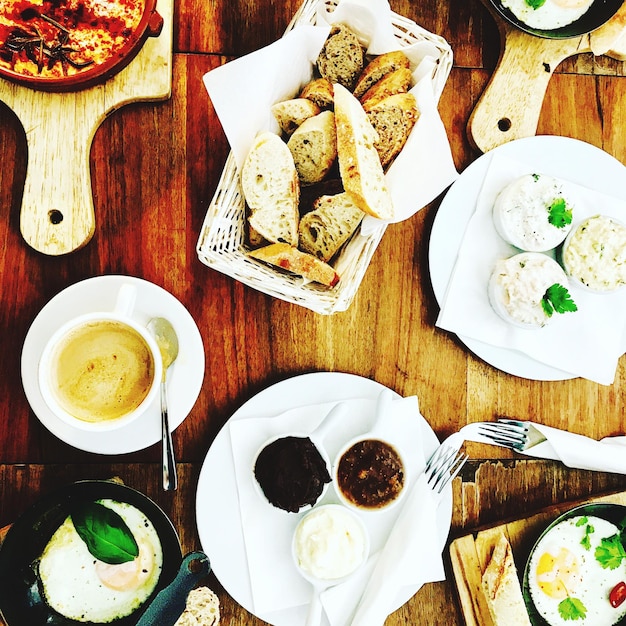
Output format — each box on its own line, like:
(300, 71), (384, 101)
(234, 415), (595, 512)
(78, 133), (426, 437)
(1, 0), (625, 624)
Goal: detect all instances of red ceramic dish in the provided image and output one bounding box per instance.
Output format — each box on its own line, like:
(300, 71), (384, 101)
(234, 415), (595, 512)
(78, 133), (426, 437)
(0, 0), (163, 92)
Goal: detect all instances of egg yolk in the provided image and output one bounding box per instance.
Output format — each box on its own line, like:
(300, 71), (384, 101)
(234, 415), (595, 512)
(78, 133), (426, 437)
(535, 547), (582, 599)
(95, 540), (155, 591)
(551, 0), (594, 9)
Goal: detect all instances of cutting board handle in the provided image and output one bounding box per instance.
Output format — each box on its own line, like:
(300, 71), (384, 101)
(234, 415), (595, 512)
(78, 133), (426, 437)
(18, 93), (98, 256)
(467, 28), (590, 153)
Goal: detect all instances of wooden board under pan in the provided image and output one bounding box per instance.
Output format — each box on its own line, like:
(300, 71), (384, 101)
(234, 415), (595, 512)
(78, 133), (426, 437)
(0, 0), (174, 256)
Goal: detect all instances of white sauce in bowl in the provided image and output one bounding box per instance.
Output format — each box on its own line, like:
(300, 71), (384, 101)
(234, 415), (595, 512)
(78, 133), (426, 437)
(500, 0), (595, 30)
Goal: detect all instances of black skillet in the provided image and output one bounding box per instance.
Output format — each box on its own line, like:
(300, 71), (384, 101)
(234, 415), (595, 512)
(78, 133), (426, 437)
(0, 480), (182, 626)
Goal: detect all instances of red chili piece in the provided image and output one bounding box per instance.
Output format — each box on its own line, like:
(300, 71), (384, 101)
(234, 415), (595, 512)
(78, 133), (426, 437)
(610, 581), (626, 608)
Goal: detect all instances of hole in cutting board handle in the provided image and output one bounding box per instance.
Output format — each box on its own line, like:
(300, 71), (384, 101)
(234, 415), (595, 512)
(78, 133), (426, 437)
(48, 210), (64, 225)
(497, 118), (512, 132)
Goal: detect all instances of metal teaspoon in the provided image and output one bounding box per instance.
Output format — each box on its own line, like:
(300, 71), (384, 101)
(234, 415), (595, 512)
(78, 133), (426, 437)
(148, 317), (180, 491)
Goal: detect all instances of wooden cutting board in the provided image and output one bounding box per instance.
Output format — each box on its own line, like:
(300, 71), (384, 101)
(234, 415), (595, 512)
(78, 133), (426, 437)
(468, 0), (626, 153)
(450, 490), (626, 626)
(0, 0), (174, 256)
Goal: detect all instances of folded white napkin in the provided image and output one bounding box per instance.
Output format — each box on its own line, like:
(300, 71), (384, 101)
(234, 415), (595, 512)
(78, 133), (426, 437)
(468, 422), (626, 474)
(436, 152), (626, 385)
(228, 395), (445, 625)
(202, 0), (458, 227)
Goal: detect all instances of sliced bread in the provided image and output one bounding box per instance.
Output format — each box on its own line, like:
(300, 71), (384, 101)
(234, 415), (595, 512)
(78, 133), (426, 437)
(366, 92), (419, 169)
(241, 132), (300, 246)
(174, 587), (220, 626)
(360, 67), (413, 110)
(316, 24), (364, 91)
(271, 98), (321, 135)
(249, 243), (340, 287)
(481, 533), (532, 626)
(353, 50), (411, 99)
(333, 83), (394, 220)
(287, 110), (337, 185)
(299, 192), (364, 262)
(299, 77), (334, 110)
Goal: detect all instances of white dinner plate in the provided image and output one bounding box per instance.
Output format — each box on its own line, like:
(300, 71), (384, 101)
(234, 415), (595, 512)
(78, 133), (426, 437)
(21, 275), (205, 454)
(195, 372), (451, 626)
(429, 135), (626, 381)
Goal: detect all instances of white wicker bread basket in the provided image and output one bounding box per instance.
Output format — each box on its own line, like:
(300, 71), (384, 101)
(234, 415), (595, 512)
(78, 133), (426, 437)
(196, 0), (453, 314)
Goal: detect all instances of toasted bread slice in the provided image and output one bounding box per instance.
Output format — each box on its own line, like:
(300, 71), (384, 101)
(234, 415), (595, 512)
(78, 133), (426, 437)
(174, 587), (220, 626)
(360, 67), (413, 110)
(366, 92), (419, 169)
(249, 243), (340, 287)
(353, 50), (411, 99)
(299, 192), (364, 262)
(241, 132), (300, 246)
(287, 110), (337, 185)
(299, 77), (334, 110)
(481, 533), (532, 626)
(271, 98), (321, 135)
(333, 83), (394, 220)
(316, 24), (364, 90)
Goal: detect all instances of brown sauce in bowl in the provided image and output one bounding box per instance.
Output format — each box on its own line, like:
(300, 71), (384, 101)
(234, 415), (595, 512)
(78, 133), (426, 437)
(336, 438), (404, 509)
(254, 436), (330, 513)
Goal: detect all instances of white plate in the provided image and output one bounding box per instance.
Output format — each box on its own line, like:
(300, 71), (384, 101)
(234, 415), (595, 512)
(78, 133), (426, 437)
(196, 372), (451, 626)
(21, 275), (205, 454)
(429, 135), (626, 381)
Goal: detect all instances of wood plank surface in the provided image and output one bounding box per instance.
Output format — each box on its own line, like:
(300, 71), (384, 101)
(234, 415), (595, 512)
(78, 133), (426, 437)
(0, 0), (625, 624)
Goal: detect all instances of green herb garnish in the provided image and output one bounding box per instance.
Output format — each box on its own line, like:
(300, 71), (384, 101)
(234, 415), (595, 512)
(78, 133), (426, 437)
(71, 501), (139, 565)
(595, 534), (626, 570)
(525, 0), (547, 8)
(541, 284), (578, 317)
(558, 597), (587, 621)
(577, 518), (595, 550)
(548, 197), (573, 229)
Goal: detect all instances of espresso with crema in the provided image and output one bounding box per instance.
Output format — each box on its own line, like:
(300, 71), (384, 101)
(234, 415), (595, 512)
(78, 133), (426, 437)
(50, 320), (155, 423)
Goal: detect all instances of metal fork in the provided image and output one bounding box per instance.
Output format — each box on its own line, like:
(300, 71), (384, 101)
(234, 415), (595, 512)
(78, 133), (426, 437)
(479, 418), (547, 451)
(424, 444), (468, 493)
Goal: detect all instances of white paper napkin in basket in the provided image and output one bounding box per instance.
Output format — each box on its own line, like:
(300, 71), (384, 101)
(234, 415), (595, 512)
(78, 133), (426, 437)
(436, 153), (626, 386)
(468, 422), (626, 474)
(228, 395), (444, 625)
(202, 0), (458, 227)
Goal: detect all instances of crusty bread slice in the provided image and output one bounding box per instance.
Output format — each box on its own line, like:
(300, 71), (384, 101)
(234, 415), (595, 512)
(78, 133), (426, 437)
(481, 533), (532, 626)
(299, 192), (364, 262)
(360, 67), (413, 110)
(249, 243), (340, 287)
(316, 24), (364, 90)
(287, 110), (337, 185)
(241, 132), (300, 247)
(271, 98), (321, 135)
(333, 83), (394, 220)
(366, 92), (419, 169)
(299, 77), (334, 110)
(174, 587), (220, 626)
(353, 50), (411, 100)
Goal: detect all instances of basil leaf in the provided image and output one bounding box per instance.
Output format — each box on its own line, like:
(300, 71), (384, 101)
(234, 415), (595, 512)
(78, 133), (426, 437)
(71, 501), (139, 564)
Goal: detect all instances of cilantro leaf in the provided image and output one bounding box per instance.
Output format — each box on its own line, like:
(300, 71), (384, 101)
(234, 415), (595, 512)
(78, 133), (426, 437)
(541, 284), (578, 317)
(595, 534), (626, 570)
(558, 597), (587, 620)
(580, 524), (594, 551)
(548, 197), (573, 229)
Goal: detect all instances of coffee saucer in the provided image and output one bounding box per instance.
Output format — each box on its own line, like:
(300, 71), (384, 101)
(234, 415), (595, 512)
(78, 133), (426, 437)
(21, 275), (205, 454)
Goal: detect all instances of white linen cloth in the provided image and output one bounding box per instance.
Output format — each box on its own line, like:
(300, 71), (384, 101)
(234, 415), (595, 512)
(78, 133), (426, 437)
(467, 422), (626, 473)
(436, 152), (626, 385)
(202, 0), (458, 228)
(228, 395), (447, 626)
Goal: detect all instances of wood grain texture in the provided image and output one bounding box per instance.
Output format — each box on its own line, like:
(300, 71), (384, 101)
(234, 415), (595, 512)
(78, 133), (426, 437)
(0, 0), (626, 624)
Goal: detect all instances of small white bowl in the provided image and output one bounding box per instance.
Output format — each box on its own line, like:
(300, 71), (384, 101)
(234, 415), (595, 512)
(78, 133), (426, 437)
(493, 173), (574, 252)
(488, 252), (575, 329)
(560, 214), (626, 293)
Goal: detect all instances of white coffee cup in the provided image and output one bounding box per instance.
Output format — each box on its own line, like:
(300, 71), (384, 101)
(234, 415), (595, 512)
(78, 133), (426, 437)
(38, 283), (162, 431)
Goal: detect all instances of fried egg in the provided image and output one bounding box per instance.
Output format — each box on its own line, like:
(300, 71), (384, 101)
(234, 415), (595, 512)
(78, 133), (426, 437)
(501, 0), (595, 30)
(38, 499), (163, 623)
(528, 515), (626, 625)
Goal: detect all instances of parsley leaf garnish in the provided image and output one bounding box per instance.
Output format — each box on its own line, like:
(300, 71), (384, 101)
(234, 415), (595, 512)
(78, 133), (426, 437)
(548, 197), (573, 229)
(580, 523), (595, 551)
(558, 597), (587, 620)
(541, 284), (578, 317)
(595, 534), (626, 570)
